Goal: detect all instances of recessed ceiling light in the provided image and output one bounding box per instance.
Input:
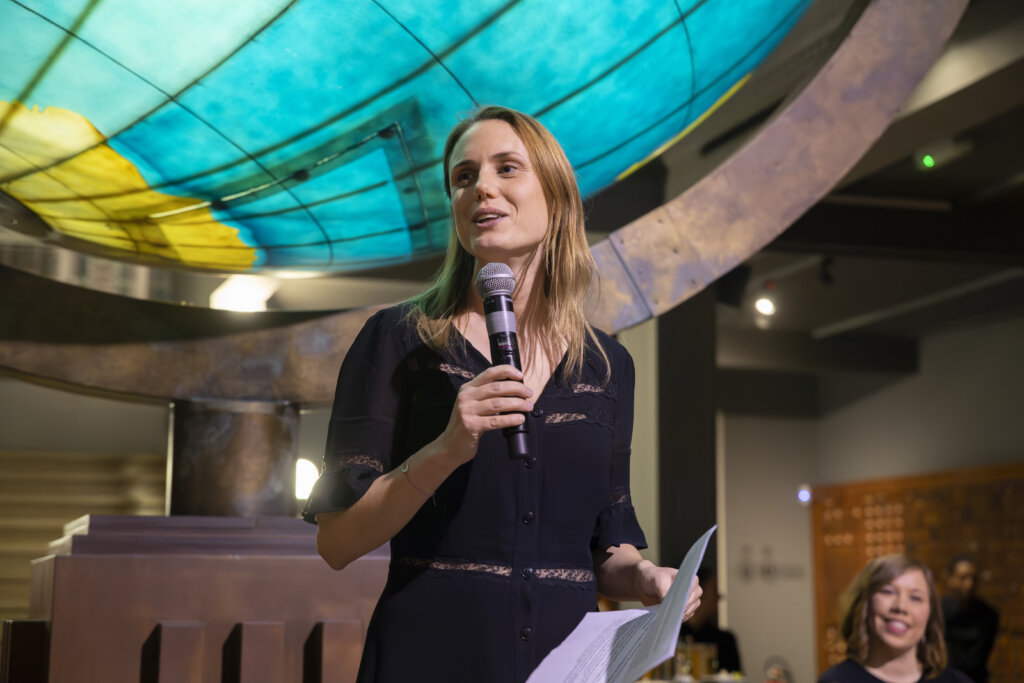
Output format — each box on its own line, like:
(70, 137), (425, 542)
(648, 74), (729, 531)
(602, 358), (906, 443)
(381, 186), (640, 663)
(754, 297), (776, 316)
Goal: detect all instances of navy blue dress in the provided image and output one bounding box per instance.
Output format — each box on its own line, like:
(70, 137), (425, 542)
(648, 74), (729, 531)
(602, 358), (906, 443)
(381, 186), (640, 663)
(817, 659), (974, 683)
(303, 305), (647, 683)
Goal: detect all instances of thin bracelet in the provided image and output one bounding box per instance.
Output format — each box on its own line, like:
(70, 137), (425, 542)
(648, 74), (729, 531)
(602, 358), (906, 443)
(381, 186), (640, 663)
(401, 459), (435, 499)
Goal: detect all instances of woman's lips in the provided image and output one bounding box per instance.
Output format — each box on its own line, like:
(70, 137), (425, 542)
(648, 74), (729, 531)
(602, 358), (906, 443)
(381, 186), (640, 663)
(472, 209), (507, 228)
(883, 619), (909, 635)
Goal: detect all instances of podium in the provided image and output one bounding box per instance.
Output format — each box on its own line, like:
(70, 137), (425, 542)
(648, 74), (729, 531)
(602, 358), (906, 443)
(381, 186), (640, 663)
(2, 515), (388, 683)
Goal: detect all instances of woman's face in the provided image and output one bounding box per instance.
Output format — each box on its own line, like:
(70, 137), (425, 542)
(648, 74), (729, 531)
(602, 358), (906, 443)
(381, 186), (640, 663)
(447, 119), (549, 265)
(869, 568), (930, 658)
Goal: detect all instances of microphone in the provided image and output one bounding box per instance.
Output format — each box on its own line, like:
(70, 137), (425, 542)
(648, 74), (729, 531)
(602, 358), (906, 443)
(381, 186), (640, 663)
(475, 263), (529, 458)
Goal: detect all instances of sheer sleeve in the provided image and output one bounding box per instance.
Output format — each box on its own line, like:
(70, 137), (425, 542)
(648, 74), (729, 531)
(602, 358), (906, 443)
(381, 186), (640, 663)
(591, 342), (648, 550)
(301, 308), (407, 523)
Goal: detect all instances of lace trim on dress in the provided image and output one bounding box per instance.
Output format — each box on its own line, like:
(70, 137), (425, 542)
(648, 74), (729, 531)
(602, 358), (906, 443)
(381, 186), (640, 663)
(395, 557), (595, 586)
(406, 355), (476, 380)
(397, 557), (511, 577)
(542, 405), (616, 432)
(607, 488), (630, 506)
(534, 567), (595, 583)
(545, 412), (586, 425)
(570, 381), (616, 398)
(322, 453), (384, 473)
(440, 362), (475, 380)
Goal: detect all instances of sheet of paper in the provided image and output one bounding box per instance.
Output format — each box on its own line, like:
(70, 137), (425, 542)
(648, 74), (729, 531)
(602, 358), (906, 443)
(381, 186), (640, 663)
(526, 525), (717, 683)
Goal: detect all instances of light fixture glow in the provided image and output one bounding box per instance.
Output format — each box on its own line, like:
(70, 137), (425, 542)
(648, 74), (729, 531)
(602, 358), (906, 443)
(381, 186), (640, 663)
(914, 138), (973, 171)
(209, 275), (279, 311)
(754, 297), (776, 316)
(295, 458), (319, 500)
(797, 485), (812, 505)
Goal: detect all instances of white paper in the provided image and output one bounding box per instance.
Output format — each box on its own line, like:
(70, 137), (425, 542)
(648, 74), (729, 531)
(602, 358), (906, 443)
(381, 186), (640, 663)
(526, 525), (717, 683)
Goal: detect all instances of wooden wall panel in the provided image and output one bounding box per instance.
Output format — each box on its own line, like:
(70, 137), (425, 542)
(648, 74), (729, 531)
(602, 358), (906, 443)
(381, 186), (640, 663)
(813, 462), (1024, 682)
(0, 450), (164, 621)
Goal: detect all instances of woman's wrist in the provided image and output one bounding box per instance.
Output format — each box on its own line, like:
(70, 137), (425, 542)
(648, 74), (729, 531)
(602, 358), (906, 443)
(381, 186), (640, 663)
(405, 439), (464, 491)
(633, 559), (655, 597)
(400, 458), (434, 497)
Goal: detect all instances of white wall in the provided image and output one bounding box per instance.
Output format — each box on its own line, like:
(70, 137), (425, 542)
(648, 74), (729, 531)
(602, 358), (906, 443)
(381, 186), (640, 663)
(0, 377), (168, 454)
(817, 316), (1024, 483)
(722, 415), (817, 683)
(297, 406), (331, 469)
(618, 317), (661, 565)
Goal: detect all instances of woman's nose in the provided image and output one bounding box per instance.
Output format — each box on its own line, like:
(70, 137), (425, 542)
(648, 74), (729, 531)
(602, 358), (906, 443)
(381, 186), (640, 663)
(475, 175), (496, 199)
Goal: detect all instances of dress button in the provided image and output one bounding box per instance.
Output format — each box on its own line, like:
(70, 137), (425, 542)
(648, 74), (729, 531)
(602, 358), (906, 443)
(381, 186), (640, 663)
(521, 568), (534, 580)
(524, 456), (537, 469)
(522, 511), (535, 524)
(531, 406), (544, 418)
(520, 627), (533, 641)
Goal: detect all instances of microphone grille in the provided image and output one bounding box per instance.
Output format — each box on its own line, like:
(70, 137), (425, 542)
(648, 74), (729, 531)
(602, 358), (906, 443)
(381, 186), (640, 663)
(475, 262), (515, 298)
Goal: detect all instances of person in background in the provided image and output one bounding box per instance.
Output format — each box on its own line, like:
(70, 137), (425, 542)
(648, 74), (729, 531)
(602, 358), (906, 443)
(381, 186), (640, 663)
(679, 567), (742, 673)
(941, 556), (999, 683)
(817, 554), (971, 683)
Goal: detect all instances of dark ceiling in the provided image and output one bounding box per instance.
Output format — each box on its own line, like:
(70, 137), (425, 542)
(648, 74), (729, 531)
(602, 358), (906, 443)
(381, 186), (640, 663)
(590, 0), (1023, 374)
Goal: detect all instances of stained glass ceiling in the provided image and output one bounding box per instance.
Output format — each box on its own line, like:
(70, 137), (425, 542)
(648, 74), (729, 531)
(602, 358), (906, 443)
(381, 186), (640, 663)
(0, 0), (810, 273)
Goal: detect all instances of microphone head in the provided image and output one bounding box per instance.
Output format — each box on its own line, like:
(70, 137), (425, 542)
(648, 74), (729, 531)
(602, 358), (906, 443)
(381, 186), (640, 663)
(475, 263), (515, 298)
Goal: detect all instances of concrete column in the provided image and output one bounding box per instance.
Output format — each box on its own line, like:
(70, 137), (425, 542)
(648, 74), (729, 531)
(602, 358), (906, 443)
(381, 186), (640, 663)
(657, 287), (717, 569)
(168, 400), (298, 516)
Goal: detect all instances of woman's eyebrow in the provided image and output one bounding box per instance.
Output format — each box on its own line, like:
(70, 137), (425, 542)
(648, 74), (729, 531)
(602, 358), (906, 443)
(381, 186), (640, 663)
(490, 150), (525, 162)
(451, 151), (524, 172)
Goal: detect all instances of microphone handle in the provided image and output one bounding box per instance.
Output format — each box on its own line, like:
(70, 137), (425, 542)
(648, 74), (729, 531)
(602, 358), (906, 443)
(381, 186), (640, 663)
(484, 296), (529, 458)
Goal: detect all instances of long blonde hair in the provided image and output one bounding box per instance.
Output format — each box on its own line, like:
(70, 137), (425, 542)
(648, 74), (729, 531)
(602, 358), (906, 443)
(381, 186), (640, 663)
(839, 554), (947, 678)
(409, 106), (607, 381)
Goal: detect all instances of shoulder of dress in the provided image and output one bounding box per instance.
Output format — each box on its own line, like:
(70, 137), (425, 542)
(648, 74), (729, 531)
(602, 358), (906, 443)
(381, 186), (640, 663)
(374, 302), (416, 325)
(587, 327), (628, 358)
(586, 327), (633, 380)
(358, 303), (422, 350)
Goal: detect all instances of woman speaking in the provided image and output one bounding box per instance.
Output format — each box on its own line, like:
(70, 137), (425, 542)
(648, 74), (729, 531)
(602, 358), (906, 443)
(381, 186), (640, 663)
(303, 106), (699, 682)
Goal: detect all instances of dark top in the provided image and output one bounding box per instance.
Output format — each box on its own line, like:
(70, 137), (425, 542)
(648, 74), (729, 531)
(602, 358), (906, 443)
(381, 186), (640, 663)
(941, 595), (999, 683)
(679, 622), (741, 673)
(303, 306), (646, 683)
(817, 659), (973, 683)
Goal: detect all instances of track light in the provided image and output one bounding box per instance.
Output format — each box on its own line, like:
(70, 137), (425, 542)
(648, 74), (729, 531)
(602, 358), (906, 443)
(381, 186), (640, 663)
(754, 296), (775, 316)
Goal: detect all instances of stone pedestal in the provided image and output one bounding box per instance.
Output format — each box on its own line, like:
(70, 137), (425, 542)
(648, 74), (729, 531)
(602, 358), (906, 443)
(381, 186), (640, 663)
(5, 515), (387, 683)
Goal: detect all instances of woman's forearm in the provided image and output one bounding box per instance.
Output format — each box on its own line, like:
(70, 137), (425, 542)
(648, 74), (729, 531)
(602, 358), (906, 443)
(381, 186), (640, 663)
(593, 543), (649, 602)
(594, 544), (682, 607)
(315, 440), (459, 570)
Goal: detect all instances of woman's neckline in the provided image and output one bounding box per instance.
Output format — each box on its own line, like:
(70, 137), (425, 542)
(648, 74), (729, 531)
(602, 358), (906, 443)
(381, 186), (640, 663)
(450, 323), (568, 404)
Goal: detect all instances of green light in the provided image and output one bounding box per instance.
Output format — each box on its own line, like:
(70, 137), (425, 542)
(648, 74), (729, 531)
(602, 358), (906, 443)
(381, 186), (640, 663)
(922, 154), (936, 168)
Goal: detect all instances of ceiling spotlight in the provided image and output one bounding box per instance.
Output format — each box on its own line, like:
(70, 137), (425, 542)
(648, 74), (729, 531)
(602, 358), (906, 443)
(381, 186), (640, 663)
(209, 275), (279, 312)
(754, 296), (776, 316)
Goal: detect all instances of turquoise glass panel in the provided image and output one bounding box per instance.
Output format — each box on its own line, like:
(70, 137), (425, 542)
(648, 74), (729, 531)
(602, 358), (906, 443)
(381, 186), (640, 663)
(0, 0), (812, 272)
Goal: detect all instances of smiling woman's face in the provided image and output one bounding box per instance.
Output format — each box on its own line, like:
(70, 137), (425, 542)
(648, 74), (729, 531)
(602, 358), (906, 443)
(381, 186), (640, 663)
(869, 568), (930, 658)
(447, 119), (549, 265)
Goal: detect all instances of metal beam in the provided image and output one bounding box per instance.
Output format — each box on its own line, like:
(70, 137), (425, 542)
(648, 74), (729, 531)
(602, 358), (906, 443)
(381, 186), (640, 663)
(770, 199), (1024, 265)
(718, 328), (918, 375)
